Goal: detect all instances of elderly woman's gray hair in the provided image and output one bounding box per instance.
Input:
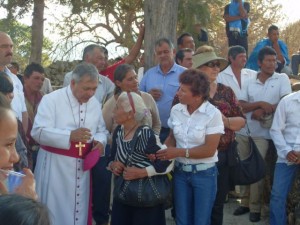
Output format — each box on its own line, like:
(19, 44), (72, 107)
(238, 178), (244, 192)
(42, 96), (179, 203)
(72, 62), (99, 83)
(117, 91), (151, 126)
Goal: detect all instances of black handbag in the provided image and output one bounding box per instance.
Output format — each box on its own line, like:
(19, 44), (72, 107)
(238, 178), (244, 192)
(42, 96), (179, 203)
(113, 126), (172, 207)
(230, 124), (266, 185)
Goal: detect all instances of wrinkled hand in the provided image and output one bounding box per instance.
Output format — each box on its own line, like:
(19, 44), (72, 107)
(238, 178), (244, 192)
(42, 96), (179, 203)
(70, 128), (92, 143)
(110, 161), (125, 176)
(123, 167), (147, 181)
(251, 108), (265, 121)
(92, 141), (104, 156)
(15, 168), (38, 200)
(149, 88), (162, 101)
(156, 147), (180, 160)
(287, 151), (300, 164)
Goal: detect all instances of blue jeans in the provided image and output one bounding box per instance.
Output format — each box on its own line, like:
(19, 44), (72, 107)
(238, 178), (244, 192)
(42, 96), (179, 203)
(174, 165), (217, 225)
(270, 163), (299, 225)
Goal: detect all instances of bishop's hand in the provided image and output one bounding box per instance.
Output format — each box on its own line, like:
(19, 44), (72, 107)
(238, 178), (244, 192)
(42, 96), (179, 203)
(70, 128), (92, 143)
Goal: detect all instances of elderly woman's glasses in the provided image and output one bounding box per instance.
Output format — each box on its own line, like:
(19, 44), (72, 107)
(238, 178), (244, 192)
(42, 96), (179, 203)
(204, 61), (221, 68)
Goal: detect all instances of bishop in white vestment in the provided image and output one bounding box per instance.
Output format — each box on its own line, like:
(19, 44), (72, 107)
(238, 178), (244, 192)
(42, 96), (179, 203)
(31, 63), (108, 225)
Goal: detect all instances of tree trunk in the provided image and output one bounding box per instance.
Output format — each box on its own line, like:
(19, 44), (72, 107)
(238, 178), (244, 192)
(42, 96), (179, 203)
(29, 0), (45, 64)
(144, 0), (179, 70)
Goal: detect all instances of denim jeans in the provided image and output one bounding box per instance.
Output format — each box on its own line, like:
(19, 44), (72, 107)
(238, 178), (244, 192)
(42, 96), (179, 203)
(270, 163), (299, 225)
(174, 164), (217, 225)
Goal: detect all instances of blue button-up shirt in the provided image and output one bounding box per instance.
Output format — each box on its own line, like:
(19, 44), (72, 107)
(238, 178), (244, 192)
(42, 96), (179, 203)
(140, 63), (186, 128)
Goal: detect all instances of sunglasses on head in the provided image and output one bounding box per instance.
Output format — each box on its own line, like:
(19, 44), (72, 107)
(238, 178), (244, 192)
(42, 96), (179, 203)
(204, 61), (221, 68)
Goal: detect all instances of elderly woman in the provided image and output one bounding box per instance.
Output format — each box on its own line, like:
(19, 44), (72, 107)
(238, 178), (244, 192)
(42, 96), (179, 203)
(103, 64), (161, 135)
(192, 45), (245, 225)
(156, 70), (224, 225)
(0, 104), (36, 199)
(108, 91), (172, 225)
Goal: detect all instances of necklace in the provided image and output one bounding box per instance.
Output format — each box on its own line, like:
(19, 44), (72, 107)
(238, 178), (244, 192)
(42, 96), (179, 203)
(66, 88), (87, 128)
(123, 123), (138, 139)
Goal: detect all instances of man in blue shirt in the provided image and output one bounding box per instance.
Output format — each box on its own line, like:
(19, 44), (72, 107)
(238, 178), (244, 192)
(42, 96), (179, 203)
(247, 25), (291, 75)
(140, 38), (186, 143)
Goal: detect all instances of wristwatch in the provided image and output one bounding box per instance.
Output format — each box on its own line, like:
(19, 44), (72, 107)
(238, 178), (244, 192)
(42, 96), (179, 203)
(185, 148), (190, 158)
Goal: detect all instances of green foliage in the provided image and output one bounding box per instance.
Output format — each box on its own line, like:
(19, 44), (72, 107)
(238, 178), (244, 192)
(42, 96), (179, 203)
(0, 0), (32, 19)
(0, 18), (52, 69)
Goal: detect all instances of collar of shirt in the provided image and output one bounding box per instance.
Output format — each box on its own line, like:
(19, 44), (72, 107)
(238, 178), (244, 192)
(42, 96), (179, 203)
(176, 101), (213, 117)
(255, 72), (281, 84)
(290, 91), (300, 103)
(156, 62), (180, 75)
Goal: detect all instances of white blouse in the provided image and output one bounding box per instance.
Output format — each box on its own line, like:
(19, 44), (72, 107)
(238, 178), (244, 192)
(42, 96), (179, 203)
(168, 101), (224, 164)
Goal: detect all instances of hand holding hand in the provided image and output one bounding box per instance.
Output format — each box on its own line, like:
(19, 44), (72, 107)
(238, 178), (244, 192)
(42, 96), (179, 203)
(156, 147), (179, 160)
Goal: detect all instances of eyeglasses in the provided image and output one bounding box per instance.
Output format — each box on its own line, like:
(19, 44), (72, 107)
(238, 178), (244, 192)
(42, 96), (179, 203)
(204, 61), (221, 68)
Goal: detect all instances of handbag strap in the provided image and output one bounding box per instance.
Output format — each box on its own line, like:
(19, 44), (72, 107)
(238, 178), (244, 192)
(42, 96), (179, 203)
(245, 121), (251, 137)
(124, 125), (147, 166)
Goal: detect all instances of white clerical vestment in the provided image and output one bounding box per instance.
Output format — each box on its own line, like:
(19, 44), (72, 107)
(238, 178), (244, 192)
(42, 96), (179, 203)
(32, 86), (108, 225)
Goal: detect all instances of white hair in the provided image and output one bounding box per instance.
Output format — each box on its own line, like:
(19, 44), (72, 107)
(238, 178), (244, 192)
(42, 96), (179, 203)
(117, 92), (151, 126)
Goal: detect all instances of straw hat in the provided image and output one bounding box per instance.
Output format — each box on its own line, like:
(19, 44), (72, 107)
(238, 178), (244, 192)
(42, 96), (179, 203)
(192, 51), (229, 71)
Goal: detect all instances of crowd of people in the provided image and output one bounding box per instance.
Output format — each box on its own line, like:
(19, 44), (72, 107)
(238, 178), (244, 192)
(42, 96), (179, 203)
(0, 1), (299, 225)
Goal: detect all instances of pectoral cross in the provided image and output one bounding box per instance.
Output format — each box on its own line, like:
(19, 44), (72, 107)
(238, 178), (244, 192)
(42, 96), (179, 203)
(75, 142), (85, 156)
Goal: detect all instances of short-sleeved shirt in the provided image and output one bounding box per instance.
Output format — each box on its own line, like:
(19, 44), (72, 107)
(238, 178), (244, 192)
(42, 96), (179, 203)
(224, 2), (250, 37)
(239, 72), (292, 139)
(168, 101), (224, 164)
(217, 66), (257, 99)
(140, 63), (186, 128)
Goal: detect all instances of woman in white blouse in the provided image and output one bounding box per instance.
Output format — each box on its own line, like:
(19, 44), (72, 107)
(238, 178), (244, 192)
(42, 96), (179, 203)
(156, 69), (224, 225)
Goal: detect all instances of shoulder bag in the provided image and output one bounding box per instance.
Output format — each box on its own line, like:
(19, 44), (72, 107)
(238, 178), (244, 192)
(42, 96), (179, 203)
(229, 124), (266, 185)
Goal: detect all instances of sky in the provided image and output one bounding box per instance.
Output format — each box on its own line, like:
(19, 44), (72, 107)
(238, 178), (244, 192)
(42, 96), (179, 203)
(274, 0), (300, 26)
